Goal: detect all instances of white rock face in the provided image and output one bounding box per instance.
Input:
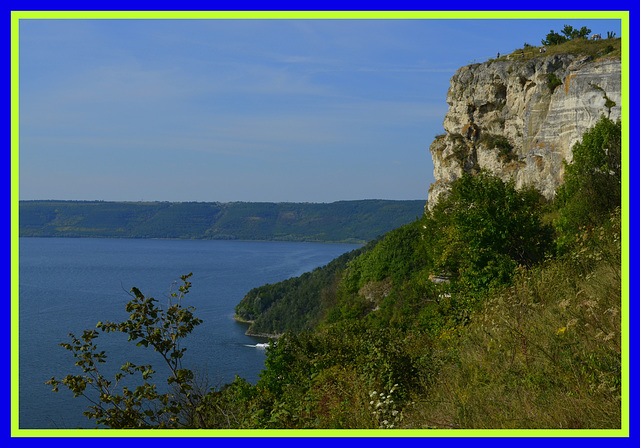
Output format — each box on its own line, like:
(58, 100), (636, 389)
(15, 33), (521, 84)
(427, 52), (621, 210)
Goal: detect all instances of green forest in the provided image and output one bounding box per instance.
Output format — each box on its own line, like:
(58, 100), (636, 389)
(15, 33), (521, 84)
(47, 115), (624, 430)
(19, 199), (425, 244)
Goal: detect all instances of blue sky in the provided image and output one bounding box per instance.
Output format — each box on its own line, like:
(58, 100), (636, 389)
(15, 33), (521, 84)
(17, 16), (623, 203)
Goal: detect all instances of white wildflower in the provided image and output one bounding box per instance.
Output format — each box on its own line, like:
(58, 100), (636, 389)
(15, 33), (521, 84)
(369, 385), (404, 429)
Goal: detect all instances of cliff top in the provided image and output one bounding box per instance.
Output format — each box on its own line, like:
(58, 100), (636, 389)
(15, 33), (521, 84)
(493, 36), (621, 63)
(428, 35), (621, 209)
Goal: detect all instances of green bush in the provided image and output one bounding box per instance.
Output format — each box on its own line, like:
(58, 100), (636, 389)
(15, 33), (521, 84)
(547, 73), (563, 92)
(428, 172), (552, 293)
(555, 116), (621, 252)
(479, 133), (518, 163)
(342, 219), (428, 294)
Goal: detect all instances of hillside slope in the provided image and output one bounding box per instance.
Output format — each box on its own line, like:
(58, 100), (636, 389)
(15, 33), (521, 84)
(19, 199), (425, 244)
(234, 38), (622, 338)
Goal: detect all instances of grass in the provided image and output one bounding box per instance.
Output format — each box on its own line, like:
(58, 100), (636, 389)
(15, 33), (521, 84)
(403, 209), (621, 429)
(494, 37), (621, 62)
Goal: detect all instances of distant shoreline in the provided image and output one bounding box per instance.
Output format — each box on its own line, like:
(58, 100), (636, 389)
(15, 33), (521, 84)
(18, 234), (369, 245)
(19, 199), (426, 245)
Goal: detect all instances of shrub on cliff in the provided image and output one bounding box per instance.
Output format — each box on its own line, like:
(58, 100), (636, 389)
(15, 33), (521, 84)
(428, 172), (553, 293)
(554, 115), (621, 252)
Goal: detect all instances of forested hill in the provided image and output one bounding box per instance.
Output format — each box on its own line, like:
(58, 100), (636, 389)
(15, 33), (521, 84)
(19, 199), (426, 243)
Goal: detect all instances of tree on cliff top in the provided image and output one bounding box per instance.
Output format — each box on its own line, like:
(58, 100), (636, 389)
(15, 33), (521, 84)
(542, 25), (591, 46)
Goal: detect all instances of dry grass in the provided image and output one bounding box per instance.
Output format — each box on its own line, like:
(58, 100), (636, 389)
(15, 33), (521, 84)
(502, 37), (621, 62)
(404, 210), (622, 429)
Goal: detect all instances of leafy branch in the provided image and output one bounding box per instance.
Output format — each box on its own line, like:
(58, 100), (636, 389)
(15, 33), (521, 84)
(47, 273), (204, 428)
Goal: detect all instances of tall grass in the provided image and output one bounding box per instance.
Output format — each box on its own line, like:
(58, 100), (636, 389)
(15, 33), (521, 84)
(405, 209), (621, 429)
(507, 37), (621, 61)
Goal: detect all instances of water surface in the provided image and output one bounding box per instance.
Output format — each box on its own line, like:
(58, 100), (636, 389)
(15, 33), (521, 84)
(18, 237), (360, 429)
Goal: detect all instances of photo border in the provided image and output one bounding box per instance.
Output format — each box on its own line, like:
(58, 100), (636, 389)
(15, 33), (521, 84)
(10, 9), (630, 439)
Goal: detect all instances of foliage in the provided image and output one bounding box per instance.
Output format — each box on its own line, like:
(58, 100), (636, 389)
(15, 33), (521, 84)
(251, 321), (435, 428)
(342, 219), (428, 294)
(541, 25), (591, 46)
(541, 30), (567, 46)
(590, 83), (617, 118)
(554, 116), (621, 252)
(406, 209), (621, 429)
(547, 73), (563, 93)
(561, 25), (592, 40)
(478, 133), (517, 163)
(369, 384), (404, 429)
(532, 36), (621, 59)
(428, 172), (552, 293)
(447, 144), (471, 166)
(234, 242), (374, 335)
(46, 274), (205, 428)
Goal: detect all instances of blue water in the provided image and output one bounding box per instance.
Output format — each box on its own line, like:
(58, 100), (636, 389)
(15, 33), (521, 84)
(18, 237), (360, 429)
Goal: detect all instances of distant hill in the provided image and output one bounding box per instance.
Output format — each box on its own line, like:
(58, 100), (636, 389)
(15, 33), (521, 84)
(18, 200), (426, 244)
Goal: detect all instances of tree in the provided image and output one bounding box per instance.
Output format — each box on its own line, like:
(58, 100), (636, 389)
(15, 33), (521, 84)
(428, 172), (552, 292)
(561, 24), (591, 40)
(554, 116), (622, 250)
(542, 30), (567, 46)
(577, 26), (593, 39)
(561, 24), (576, 39)
(47, 273), (205, 428)
(542, 25), (591, 45)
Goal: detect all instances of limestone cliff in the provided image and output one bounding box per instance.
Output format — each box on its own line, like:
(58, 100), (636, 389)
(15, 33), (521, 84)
(427, 51), (621, 209)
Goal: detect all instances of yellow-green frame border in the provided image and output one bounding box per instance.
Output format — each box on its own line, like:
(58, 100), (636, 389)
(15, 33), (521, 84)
(10, 10), (630, 439)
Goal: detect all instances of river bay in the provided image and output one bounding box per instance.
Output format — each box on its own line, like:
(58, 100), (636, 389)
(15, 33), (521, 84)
(18, 237), (360, 429)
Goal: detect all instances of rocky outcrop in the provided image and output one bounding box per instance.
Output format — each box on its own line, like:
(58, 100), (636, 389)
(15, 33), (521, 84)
(427, 52), (621, 209)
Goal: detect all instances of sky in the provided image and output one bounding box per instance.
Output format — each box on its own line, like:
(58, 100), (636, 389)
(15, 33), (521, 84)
(17, 15), (624, 203)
